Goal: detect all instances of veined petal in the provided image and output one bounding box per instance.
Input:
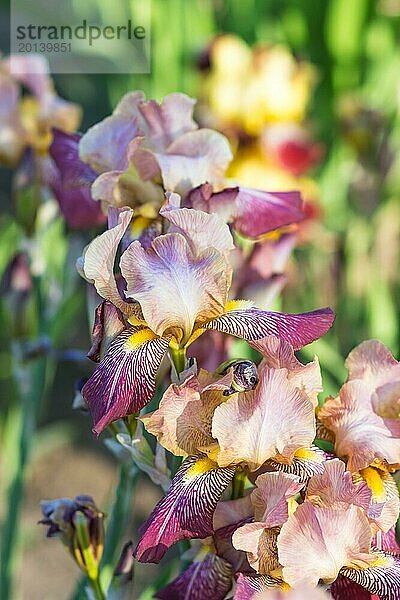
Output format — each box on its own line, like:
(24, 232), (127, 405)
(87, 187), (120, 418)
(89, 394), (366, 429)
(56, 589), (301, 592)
(81, 207), (134, 313)
(330, 575), (371, 600)
(251, 472), (304, 525)
(233, 574), (284, 599)
(155, 553), (232, 600)
(233, 523), (280, 575)
(306, 459), (372, 510)
(79, 91), (144, 171)
(262, 450), (326, 482)
(134, 456), (235, 563)
(346, 339), (398, 382)
(187, 184), (304, 239)
(318, 380), (400, 471)
(253, 586), (334, 600)
(250, 335), (322, 407)
(87, 301), (126, 362)
(82, 327), (170, 435)
(155, 129), (233, 195)
(141, 371), (230, 457)
(340, 552), (400, 600)
(277, 503), (374, 587)
(160, 193), (234, 255)
(120, 233), (229, 341)
(212, 366), (316, 471)
(206, 307), (335, 350)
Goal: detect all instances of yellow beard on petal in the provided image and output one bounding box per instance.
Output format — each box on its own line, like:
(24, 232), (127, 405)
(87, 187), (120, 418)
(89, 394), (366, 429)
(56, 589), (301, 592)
(293, 448), (323, 462)
(225, 299), (255, 312)
(359, 466), (386, 501)
(186, 456), (219, 477)
(124, 328), (159, 350)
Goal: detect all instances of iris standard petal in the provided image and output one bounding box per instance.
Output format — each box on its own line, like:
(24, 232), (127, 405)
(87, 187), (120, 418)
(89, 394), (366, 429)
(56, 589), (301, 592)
(212, 366), (316, 471)
(121, 233), (229, 342)
(134, 456), (235, 563)
(251, 472), (304, 525)
(155, 553), (232, 600)
(205, 307), (335, 350)
(82, 327), (170, 435)
(81, 207), (134, 313)
(277, 502), (374, 587)
(87, 300), (126, 362)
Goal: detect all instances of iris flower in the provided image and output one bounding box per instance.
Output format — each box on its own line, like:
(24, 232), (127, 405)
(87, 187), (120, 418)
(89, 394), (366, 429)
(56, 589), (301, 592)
(80, 202), (333, 436)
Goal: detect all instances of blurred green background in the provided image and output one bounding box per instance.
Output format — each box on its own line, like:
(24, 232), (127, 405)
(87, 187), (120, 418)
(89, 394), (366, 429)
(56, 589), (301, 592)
(1, 1), (399, 598)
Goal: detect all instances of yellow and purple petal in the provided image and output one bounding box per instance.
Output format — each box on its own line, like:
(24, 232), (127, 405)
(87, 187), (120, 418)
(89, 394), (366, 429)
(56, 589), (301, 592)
(134, 456), (235, 563)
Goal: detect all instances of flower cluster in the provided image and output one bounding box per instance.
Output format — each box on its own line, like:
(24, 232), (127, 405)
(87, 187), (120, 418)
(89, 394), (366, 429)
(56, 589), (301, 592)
(38, 86), (399, 600)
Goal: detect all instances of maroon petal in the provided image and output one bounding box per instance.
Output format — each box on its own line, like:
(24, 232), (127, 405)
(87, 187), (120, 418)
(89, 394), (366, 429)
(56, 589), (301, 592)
(134, 456), (235, 563)
(206, 308), (335, 350)
(187, 183), (305, 239)
(233, 573), (283, 599)
(330, 575), (371, 600)
(82, 328), (170, 435)
(48, 129), (106, 230)
(155, 553), (232, 600)
(340, 553), (400, 600)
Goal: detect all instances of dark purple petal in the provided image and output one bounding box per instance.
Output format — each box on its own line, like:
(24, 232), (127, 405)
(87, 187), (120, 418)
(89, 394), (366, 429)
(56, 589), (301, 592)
(155, 553), (232, 600)
(87, 301), (126, 362)
(233, 573), (283, 599)
(330, 575), (371, 600)
(206, 308), (335, 350)
(214, 518), (254, 574)
(82, 327), (170, 435)
(134, 456), (235, 563)
(48, 129), (106, 230)
(340, 553), (400, 600)
(187, 183), (305, 239)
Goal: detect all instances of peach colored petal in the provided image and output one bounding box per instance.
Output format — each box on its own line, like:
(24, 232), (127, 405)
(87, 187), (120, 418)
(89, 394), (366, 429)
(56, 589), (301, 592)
(233, 522), (280, 574)
(278, 502), (374, 587)
(252, 471), (303, 525)
(212, 365), (316, 471)
(254, 585), (332, 599)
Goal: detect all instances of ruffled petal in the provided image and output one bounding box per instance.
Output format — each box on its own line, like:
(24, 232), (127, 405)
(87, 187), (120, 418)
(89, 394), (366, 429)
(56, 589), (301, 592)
(134, 456), (235, 563)
(250, 335), (322, 407)
(233, 523), (280, 575)
(120, 233), (229, 342)
(160, 193), (234, 255)
(91, 167), (163, 209)
(212, 366), (316, 471)
(141, 371), (230, 456)
(259, 451), (326, 483)
(233, 574), (283, 599)
(79, 91), (145, 171)
(87, 301), (126, 362)
(155, 553), (232, 600)
(251, 472), (304, 525)
(306, 459), (372, 510)
(48, 129), (106, 230)
(346, 339), (398, 382)
(206, 307), (335, 350)
(155, 129), (233, 195)
(319, 380), (400, 471)
(82, 327), (170, 435)
(81, 207), (134, 313)
(340, 552), (400, 600)
(252, 585), (334, 600)
(277, 502), (374, 587)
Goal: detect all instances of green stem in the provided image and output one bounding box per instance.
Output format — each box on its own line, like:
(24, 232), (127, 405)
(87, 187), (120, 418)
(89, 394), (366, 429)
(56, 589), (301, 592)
(170, 347), (187, 377)
(88, 576), (105, 600)
(231, 470), (246, 500)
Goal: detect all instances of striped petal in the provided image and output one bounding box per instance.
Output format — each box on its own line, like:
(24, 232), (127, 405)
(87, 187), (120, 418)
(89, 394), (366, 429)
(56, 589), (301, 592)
(206, 307), (335, 350)
(155, 553), (232, 600)
(120, 233), (229, 342)
(134, 456), (235, 563)
(81, 207), (134, 314)
(253, 586), (334, 600)
(340, 552), (400, 600)
(250, 335), (322, 407)
(212, 365), (316, 471)
(330, 575), (371, 600)
(189, 183), (304, 239)
(306, 459), (372, 510)
(233, 574), (283, 599)
(82, 327), (170, 435)
(277, 503), (374, 587)
(141, 370), (231, 456)
(319, 380), (400, 472)
(155, 129), (233, 195)
(233, 523), (280, 575)
(259, 452), (326, 483)
(87, 301), (126, 362)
